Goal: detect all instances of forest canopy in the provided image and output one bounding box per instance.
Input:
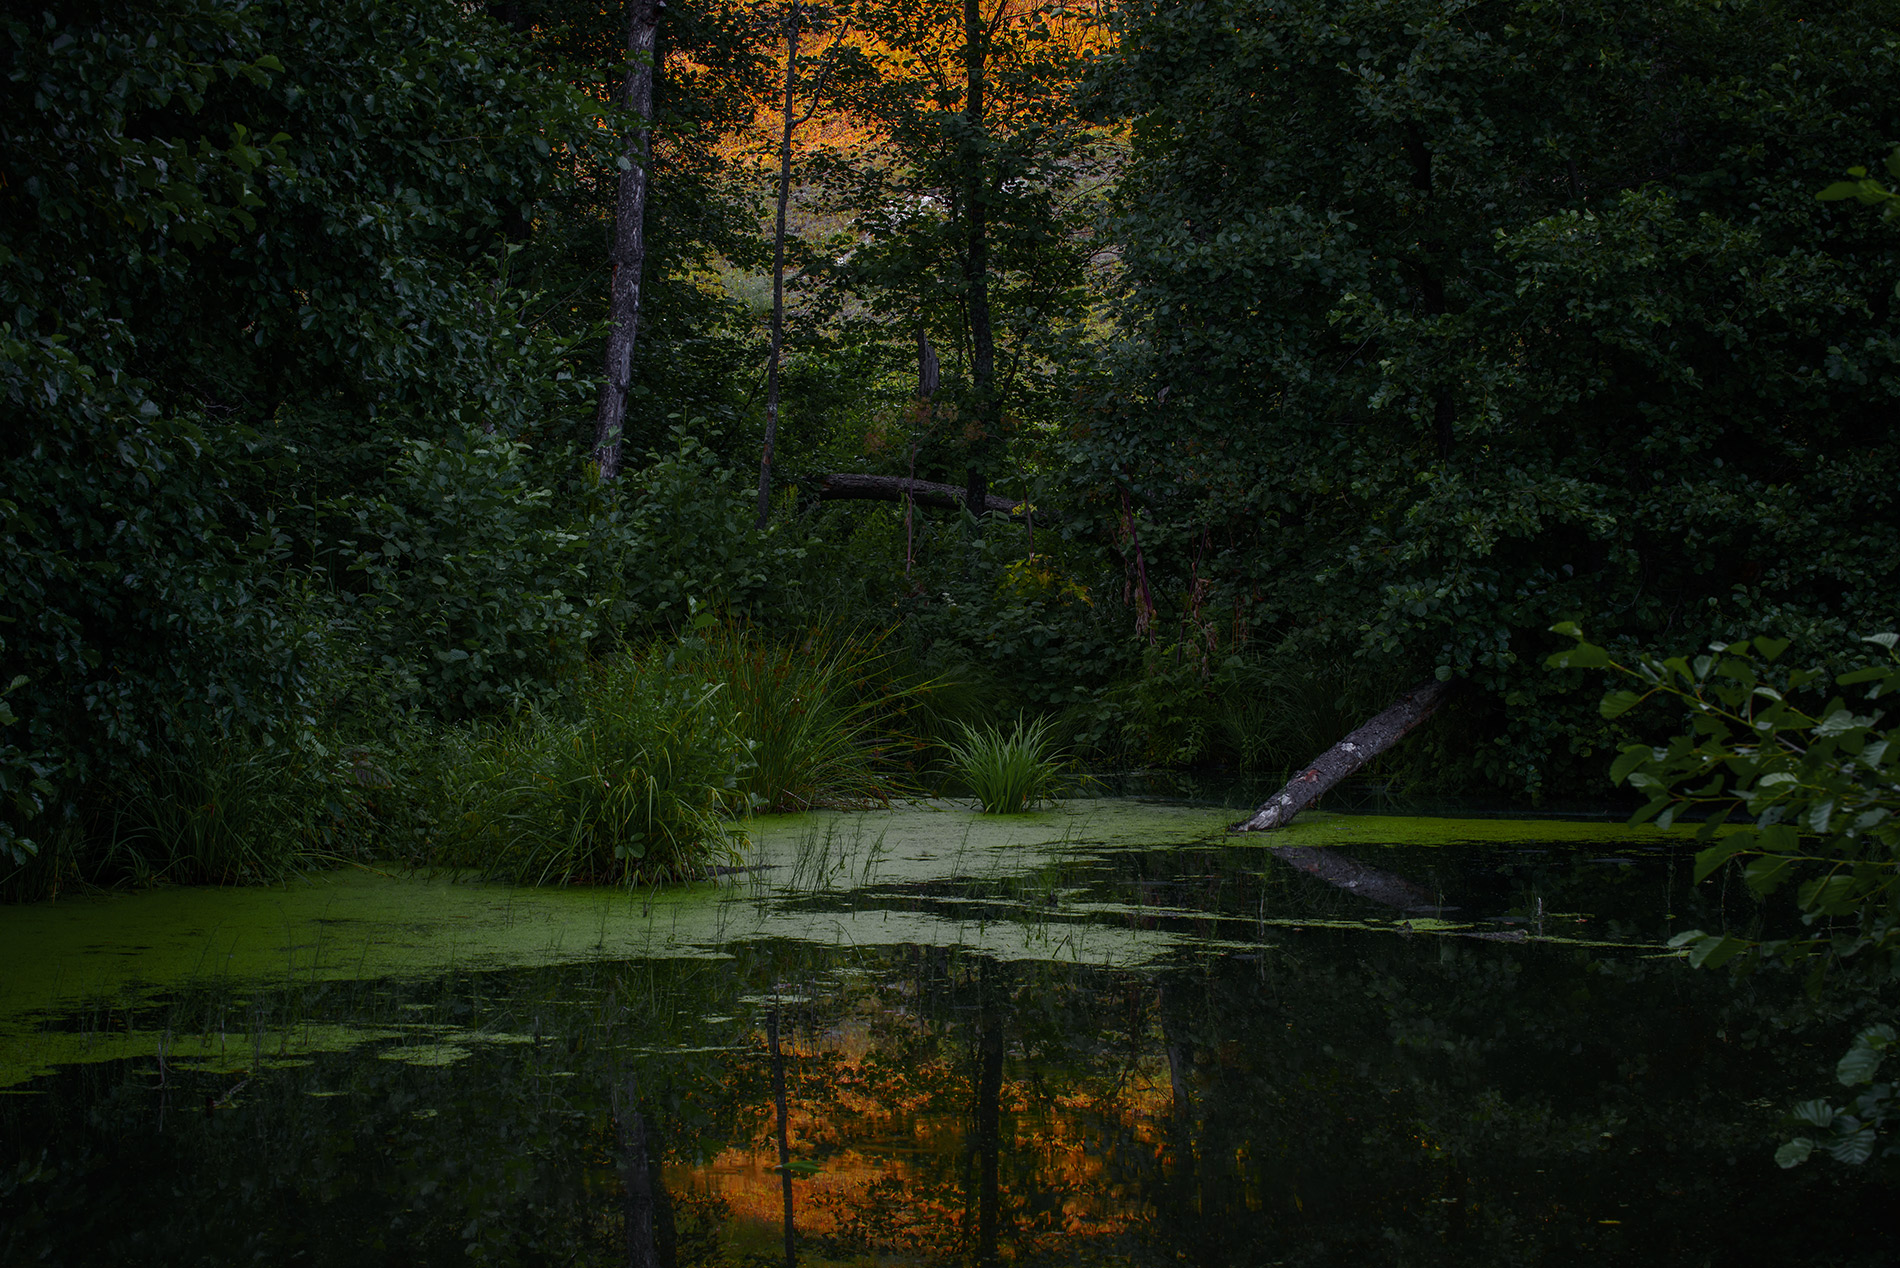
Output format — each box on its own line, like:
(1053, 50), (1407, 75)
(3, 0), (1898, 885)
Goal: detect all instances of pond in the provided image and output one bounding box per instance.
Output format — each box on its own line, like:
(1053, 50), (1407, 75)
(3, 798), (1895, 1265)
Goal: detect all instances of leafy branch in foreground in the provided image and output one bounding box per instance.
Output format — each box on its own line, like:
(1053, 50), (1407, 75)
(1818, 145), (1900, 221)
(1548, 624), (1900, 1168)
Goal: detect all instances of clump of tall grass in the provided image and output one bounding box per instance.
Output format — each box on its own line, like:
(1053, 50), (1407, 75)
(426, 651), (751, 885)
(103, 739), (370, 885)
(672, 623), (926, 812)
(944, 715), (1066, 813)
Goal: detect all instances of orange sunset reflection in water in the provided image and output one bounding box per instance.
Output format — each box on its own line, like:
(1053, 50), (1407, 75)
(668, 1007), (1183, 1263)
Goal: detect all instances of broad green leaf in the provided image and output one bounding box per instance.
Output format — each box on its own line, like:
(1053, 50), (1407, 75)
(1836, 1028), (1892, 1086)
(1797, 874), (1860, 915)
(1815, 709), (1861, 738)
(1599, 689), (1644, 720)
(1693, 836), (1753, 883)
(1687, 934), (1748, 969)
(1775, 1137), (1814, 1168)
(1742, 854), (1795, 895)
(1791, 1099), (1839, 1128)
(1826, 1126), (1876, 1165)
(1757, 823), (1799, 853)
(1547, 643), (1610, 669)
(1608, 745), (1655, 785)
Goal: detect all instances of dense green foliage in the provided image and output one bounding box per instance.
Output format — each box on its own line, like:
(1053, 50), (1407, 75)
(0, 0), (825, 889)
(9, 0), (1900, 892)
(0, 0), (595, 870)
(1083, 0), (1900, 792)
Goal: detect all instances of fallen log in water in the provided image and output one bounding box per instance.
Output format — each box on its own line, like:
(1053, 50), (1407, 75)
(1232, 679), (1456, 833)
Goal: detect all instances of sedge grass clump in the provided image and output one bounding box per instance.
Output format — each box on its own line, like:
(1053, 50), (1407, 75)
(103, 739), (371, 885)
(428, 651), (750, 885)
(673, 623), (925, 812)
(944, 715), (1065, 813)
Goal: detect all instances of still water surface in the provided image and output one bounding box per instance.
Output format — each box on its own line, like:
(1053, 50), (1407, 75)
(3, 800), (1894, 1264)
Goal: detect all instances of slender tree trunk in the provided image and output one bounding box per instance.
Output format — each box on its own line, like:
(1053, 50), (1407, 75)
(908, 328), (940, 575)
(961, 0), (996, 518)
(756, 2), (803, 527)
(768, 1007), (796, 1268)
(594, 0), (663, 481)
(1232, 679), (1455, 832)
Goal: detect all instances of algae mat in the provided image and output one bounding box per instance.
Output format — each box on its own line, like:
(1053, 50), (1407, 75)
(0, 800), (1679, 1087)
(0, 801), (1233, 1079)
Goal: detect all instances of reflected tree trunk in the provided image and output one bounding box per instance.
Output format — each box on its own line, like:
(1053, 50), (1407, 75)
(1157, 984), (1200, 1248)
(1160, 989), (1194, 1127)
(768, 1006), (796, 1268)
(971, 964), (1007, 1268)
(1267, 847), (1442, 911)
(616, 1077), (668, 1268)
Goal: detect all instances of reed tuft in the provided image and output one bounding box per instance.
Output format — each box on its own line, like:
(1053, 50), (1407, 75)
(944, 715), (1065, 813)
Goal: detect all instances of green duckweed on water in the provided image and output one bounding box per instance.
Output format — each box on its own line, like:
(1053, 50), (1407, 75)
(0, 801), (1688, 1088)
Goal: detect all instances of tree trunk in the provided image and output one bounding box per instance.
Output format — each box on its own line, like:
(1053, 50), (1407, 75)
(756, 2), (802, 528)
(1232, 679), (1455, 832)
(816, 472), (1026, 518)
(960, 0), (996, 518)
(594, 0), (663, 482)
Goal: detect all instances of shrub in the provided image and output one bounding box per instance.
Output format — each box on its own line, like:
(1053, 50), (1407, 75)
(103, 739), (372, 886)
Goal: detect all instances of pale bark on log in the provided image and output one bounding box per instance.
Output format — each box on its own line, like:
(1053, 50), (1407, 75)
(816, 472), (1025, 518)
(1232, 678), (1455, 832)
(593, 0), (662, 482)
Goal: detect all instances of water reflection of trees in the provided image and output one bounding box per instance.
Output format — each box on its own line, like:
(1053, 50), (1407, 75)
(7, 850), (1900, 1264)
